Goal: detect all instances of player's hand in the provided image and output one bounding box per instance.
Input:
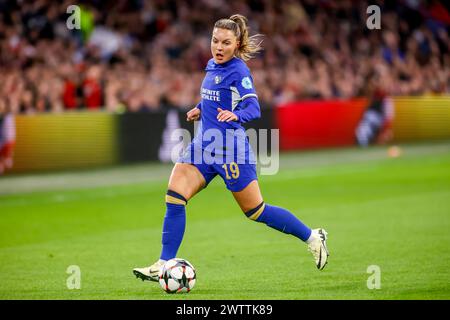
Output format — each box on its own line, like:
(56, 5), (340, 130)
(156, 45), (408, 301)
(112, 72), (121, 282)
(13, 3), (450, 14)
(186, 107), (201, 121)
(217, 108), (238, 122)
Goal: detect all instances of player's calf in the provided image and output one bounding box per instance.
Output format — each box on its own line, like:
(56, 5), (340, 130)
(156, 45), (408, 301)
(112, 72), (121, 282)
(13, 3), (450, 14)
(244, 202), (329, 270)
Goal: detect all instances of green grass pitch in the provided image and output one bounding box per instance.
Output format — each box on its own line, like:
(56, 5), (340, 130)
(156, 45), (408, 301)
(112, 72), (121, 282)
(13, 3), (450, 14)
(1, 141), (449, 300)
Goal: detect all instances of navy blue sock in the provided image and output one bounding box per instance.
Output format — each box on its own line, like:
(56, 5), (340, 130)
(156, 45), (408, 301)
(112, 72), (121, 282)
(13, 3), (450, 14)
(245, 202), (312, 241)
(160, 190), (187, 261)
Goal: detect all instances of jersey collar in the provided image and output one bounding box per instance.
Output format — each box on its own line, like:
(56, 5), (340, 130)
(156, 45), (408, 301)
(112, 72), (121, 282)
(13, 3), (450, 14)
(207, 56), (238, 70)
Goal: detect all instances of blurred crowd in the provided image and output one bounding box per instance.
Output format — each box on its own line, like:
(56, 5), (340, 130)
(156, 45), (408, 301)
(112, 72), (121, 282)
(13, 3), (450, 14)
(0, 0), (449, 114)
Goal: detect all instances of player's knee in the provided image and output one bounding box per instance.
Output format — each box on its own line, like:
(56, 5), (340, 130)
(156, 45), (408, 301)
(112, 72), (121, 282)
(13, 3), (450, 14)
(165, 190), (188, 206)
(168, 164), (204, 200)
(243, 202), (266, 221)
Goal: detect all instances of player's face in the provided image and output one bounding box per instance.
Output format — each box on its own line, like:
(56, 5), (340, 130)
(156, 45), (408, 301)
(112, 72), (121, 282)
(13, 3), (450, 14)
(211, 28), (239, 64)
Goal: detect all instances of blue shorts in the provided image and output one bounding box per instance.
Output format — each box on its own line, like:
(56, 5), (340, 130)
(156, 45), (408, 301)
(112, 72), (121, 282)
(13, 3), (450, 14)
(178, 142), (257, 192)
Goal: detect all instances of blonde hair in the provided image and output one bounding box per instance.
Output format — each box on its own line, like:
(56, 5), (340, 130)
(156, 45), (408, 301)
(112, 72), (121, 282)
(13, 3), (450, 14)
(214, 14), (263, 61)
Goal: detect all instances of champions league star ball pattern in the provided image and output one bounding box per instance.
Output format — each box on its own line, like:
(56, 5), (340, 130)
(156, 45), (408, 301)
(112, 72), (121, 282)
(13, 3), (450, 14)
(158, 258), (196, 293)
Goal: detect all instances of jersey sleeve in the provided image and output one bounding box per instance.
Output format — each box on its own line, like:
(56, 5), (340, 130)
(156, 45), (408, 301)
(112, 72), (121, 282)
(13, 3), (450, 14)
(232, 67), (260, 123)
(234, 97), (261, 124)
(233, 68), (258, 102)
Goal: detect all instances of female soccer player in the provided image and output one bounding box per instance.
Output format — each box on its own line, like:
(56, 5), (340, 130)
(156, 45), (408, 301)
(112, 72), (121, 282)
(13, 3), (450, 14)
(133, 14), (329, 281)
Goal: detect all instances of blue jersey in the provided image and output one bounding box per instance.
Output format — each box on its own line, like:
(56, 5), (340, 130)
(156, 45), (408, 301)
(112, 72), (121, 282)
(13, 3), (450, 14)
(199, 57), (259, 132)
(179, 57), (261, 192)
(193, 57), (261, 161)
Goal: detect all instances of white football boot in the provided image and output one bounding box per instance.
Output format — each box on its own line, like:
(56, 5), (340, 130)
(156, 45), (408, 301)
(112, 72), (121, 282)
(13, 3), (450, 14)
(307, 228), (329, 270)
(133, 260), (166, 282)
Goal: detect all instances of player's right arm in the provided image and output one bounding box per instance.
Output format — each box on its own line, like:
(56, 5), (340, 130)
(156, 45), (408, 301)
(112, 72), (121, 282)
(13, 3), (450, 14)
(186, 103), (201, 121)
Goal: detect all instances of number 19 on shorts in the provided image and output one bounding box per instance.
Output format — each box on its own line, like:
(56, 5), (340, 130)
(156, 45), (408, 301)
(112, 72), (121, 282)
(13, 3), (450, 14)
(222, 162), (240, 179)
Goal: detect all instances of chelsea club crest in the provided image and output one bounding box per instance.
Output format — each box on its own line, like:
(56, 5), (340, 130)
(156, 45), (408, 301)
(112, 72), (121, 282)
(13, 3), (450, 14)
(214, 75), (222, 84)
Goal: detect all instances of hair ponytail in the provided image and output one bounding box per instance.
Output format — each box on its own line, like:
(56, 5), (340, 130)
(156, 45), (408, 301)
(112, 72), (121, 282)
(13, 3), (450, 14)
(214, 14), (263, 61)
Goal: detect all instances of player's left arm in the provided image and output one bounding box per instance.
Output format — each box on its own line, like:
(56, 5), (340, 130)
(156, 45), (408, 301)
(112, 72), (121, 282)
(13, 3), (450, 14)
(230, 70), (261, 123)
(217, 96), (260, 123)
(233, 96), (260, 123)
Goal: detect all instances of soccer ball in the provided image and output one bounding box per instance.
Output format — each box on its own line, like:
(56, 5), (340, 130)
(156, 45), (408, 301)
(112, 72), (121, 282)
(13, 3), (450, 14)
(158, 258), (196, 293)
